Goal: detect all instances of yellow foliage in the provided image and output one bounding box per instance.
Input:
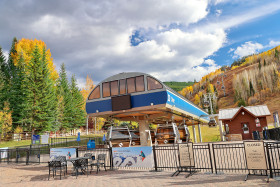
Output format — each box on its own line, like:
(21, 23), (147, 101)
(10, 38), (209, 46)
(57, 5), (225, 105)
(0, 102), (13, 134)
(194, 94), (200, 105)
(14, 126), (23, 133)
(80, 75), (95, 101)
(12, 38), (59, 80)
(208, 83), (214, 93)
(231, 66), (239, 70)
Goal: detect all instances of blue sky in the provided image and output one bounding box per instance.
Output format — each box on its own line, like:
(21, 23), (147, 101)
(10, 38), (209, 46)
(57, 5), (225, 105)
(0, 0), (280, 87)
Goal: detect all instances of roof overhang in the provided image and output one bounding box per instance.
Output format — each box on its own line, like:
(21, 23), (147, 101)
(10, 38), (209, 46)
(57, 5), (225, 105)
(88, 104), (208, 125)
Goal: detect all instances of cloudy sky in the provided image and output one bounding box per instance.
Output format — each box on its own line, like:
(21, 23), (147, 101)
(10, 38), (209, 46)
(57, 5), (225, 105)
(1, 0), (280, 88)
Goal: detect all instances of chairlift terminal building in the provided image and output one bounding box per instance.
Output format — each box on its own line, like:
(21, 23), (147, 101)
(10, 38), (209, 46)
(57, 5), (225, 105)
(86, 72), (209, 145)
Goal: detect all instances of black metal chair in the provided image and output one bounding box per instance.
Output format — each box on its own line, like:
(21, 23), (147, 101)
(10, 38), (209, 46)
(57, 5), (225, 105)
(54, 156), (67, 173)
(72, 158), (89, 178)
(48, 160), (66, 180)
(90, 154), (107, 174)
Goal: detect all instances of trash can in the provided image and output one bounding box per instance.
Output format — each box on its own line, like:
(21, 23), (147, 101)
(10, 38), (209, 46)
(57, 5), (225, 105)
(252, 131), (260, 140)
(87, 140), (95, 150)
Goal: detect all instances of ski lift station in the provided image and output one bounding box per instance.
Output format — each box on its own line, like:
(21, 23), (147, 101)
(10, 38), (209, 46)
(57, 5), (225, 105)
(86, 72), (209, 146)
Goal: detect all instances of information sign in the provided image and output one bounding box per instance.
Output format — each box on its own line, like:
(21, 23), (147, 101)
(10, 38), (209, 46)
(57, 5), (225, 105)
(178, 143), (194, 167)
(244, 141), (267, 170)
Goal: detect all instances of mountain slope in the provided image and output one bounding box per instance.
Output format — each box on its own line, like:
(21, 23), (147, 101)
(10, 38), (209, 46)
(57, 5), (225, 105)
(179, 45), (280, 124)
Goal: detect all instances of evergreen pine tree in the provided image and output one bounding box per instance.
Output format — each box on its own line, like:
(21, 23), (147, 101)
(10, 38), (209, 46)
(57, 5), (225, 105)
(9, 54), (29, 130)
(0, 46), (7, 109)
(36, 47), (57, 132)
(70, 75), (86, 129)
(57, 63), (73, 131)
(24, 45), (57, 133)
(0, 38), (18, 109)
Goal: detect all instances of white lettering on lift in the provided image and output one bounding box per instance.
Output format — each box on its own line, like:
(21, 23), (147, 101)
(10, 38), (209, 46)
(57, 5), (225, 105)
(168, 94), (175, 103)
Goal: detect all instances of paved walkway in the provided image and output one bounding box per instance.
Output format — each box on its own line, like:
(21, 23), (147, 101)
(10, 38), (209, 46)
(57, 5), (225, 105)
(0, 164), (279, 187)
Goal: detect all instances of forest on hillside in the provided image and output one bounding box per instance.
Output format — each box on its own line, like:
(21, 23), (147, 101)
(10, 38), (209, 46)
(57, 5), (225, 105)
(178, 45), (280, 116)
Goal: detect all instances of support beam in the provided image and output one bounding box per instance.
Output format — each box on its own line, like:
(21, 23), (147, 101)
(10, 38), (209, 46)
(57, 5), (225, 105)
(139, 120), (150, 146)
(192, 125), (197, 143)
(219, 120), (225, 141)
(198, 124), (202, 143)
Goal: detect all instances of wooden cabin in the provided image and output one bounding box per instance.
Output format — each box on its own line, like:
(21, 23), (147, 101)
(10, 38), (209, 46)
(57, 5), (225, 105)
(219, 105), (271, 140)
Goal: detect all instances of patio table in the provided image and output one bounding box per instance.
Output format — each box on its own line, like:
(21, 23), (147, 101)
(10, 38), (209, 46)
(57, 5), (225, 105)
(67, 157), (90, 178)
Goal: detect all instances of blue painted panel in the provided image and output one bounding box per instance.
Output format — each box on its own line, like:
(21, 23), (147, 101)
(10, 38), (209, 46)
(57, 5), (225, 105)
(86, 99), (112, 114)
(166, 91), (208, 120)
(131, 91), (167, 108)
(86, 91), (168, 114)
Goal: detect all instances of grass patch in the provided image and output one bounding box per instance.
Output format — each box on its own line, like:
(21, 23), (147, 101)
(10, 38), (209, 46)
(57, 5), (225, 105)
(188, 125), (221, 143)
(0, 134), (105, 148)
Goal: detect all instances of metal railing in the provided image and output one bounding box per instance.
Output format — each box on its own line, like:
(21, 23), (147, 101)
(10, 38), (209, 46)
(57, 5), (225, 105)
(1, 141), (280, 178)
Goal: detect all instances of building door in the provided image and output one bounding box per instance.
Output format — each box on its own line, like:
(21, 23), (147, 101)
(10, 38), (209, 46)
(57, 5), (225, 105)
(241, 123), (251, 140)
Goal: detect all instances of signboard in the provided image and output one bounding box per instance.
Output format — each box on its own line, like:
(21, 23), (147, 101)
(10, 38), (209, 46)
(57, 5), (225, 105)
(112, 146), (154, 168)
(50, 148), (76, 161)
(178, 143), (194, 167)
(32, 135), (40, 144)
(41, 134), (49, 144)
(0, 147), (8, 159)
(244, 141), (267, 170)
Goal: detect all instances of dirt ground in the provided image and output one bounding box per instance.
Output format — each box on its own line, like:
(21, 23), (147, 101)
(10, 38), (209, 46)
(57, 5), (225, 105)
(0, 163), (279, 187)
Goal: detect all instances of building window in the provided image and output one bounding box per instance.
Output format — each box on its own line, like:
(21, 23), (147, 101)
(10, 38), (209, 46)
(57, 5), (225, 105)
(88, 85), (100, 100)
(136, 76), (145, 92)
(127, 77), (136, 93)
(119, 79), (126, 95)
(103, 82), (110, 98)
(147, 76), (163, 90)
(110, 80), (119, 96)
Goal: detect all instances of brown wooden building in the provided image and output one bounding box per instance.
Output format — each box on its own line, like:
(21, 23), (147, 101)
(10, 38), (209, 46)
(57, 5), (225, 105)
(218, 105), (271, 140)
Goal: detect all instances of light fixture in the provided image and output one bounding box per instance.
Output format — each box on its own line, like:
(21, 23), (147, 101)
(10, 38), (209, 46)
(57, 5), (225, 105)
(96, 110), (99, 113)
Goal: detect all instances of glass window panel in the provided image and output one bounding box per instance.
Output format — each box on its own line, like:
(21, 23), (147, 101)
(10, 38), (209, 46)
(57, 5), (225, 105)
(110, 80), (118, 96)
(88, 85), (100, 100)
(136, 76), (145, 92)
(103, 82), (110, 97)
(127, 77), (136, 93)
(147, 76), (163, 90)
(119, 79), (126, 95)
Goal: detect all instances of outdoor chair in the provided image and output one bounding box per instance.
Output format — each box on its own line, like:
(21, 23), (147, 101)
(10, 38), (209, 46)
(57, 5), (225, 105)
(54, 156), (67, 173)
(48, 160), (66, 180)
(90, 154), (107, 174)
(72, 158), (89, 179)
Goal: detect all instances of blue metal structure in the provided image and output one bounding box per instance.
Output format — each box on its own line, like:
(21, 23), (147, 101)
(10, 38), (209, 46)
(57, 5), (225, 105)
(86, 72), (209, 125)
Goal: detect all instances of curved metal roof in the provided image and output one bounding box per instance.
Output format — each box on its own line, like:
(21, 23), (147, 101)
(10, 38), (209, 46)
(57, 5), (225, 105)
(87, 72), (207, 114)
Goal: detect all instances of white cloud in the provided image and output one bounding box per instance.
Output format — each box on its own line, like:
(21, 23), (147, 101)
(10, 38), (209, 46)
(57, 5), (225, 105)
(204, 59), (215, 66)
(2, 0), (280, 88)
(266, 40), (280, 48)
(230, 40), (280, 59)
(232, 41), (263, 58)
